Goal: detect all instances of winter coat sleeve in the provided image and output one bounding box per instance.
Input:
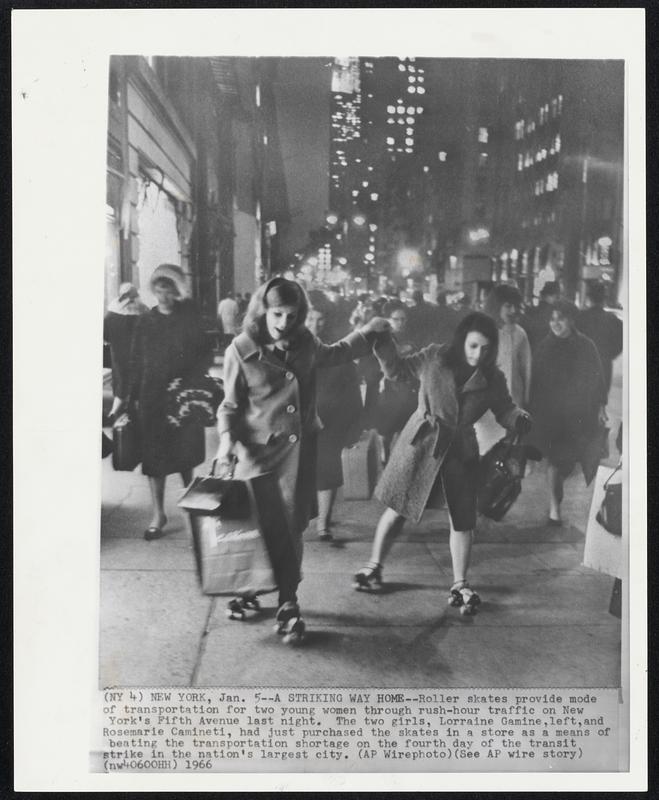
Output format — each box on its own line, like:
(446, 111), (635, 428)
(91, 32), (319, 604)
(489, 368), (524, 430)
(126, 317), (144, 404)
(373, 332), (436, 382)
(314, 330), (372, 368)
(216, 343), (248, 437)
(519, 327), (532, 406)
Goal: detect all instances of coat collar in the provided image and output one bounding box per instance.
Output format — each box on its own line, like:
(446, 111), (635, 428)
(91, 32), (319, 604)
(461, 368), (488, 393)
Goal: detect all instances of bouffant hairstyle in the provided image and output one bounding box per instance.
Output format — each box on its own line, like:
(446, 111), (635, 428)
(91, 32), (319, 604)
(483, 284), (523, 322)
(242, 277), (309, 343)
(383, 299), (407, 319)
(445, 311), (499, 375)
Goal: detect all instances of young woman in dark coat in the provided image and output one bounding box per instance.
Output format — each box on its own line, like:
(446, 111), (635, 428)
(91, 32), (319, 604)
(306, 302), (363, 541)
(125, 264), (212, 539)
(354, 312), (531, 613)
(528, 299), (607, 525)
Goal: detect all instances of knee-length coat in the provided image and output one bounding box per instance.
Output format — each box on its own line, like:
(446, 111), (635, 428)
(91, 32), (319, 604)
(218, 327), (371, 544)
(373, 335), (524, 524)
(129, 301), (211, 477)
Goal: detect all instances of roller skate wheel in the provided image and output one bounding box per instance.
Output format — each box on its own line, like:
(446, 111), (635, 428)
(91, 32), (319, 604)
(283, 618), (305, 644)
(448, 591), (463, 607)
(227, 599), (246, 621)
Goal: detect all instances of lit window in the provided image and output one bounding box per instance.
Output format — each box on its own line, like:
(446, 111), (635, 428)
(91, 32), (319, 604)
(416, 106), (423, 114)
(439, 151), (447, 161)
(362, 180), (369, 188)
(416, 86), (425, 94)
(423, 165), (429, 173)
(387, 105), (395, 114)
(405, 147), (413, 153)
(479, 152), (488, 167)
(386, 136), (394, 145)
(370, 193), (378, 202)
(554, 134), (561, 152)
(397, 105), (404, 114)
(405, 137), (414, 146)
(367, 166), (373, 171)
(406, 106), (415, 114)
(408, 86), (416, 93)
(409, 76), (416, 82)
(369, 244), (375, 251)
(558, 94), (563, 113)
(517, 154), (523, 171)
(405, 117), (414, 125)
(255, 84), (261, 107)
(478, 127), (489, 143)
(369, 223), (378, 231)
(387, 118), (394, 124)
(398, 64), (406, 71)
(417, 75), (424, 83)
(365, 253), (374, 261)
(352, 190), (359, 197)
(406, 127), (413, 135)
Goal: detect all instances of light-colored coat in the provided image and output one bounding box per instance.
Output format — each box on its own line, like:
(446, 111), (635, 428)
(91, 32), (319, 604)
(373, 337), (523, 523)
(218, 328), (371, 541)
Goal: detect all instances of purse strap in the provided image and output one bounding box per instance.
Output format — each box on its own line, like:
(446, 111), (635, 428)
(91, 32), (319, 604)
(603, 461), (622, 489)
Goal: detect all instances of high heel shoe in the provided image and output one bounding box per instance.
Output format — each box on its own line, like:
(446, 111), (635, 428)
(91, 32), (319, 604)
(353, 562), (383, 592)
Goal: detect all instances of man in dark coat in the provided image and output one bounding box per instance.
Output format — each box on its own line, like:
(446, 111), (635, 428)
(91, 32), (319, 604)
(576, 281), (623, 400)
(521, 280), (560, 352)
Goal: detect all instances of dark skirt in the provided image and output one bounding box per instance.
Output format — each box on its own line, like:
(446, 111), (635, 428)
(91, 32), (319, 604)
(426, 447), (479, 531)
(316, 427), (344, 491)
(140, 414), (205, 477)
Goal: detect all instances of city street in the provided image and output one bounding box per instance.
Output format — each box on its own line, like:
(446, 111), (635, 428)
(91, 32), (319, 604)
(99, 359), (622, 689)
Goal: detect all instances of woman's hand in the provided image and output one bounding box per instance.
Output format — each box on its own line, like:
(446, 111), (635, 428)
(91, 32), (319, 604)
(215, 433), (236, 475)
(515, 410), (532, 435)
(110, 396), (127, 418)
(360, 316), (391, 336)
(598, 405), (609, 427)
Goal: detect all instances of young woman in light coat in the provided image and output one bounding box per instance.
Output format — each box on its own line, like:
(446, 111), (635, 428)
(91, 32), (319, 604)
(353, 312), (531, 613)
(216, 277), (387, 642)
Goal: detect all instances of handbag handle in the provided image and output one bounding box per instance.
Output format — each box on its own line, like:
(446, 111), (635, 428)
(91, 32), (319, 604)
(211, 454), (237, 479)
(603, 461), (622, 489)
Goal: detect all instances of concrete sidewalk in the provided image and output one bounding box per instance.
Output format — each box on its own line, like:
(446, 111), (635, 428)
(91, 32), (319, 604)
(100, 425), (621, 689)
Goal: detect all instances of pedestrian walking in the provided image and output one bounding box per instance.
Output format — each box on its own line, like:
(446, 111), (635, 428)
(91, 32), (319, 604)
(353, 312), (531, 614)
(217, 292), (240, 346)
(373, 300), (418, 463)
(576, 280), (623, 401)
(215, 277), (388, 641)
(126, 264), (212, 540)
(527, 299), (607, 526)
(476, 284), (532, 453)
(521, 280), (560, 352)
(103, 283), (148, 419)
(306, 301), (363, 541)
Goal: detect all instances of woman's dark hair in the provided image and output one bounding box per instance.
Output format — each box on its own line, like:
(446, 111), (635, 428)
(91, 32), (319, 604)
(383, 299), (407, 318)
(242, 277), (309, 343)
(551, 298), (579, 325)
(152, 276), (179, 295)
(483, 284), (523, 322)
(445, 311), (499, 375)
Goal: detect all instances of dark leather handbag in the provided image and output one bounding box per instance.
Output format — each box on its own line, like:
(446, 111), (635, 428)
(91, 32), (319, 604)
(111, 412), (141, 471)
(596, 463), (622, 536)
(477, 434), (526, 521)
(178, 458), (248, 516)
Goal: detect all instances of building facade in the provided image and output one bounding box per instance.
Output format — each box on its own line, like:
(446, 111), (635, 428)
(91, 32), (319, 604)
(105, 56), (290, 317)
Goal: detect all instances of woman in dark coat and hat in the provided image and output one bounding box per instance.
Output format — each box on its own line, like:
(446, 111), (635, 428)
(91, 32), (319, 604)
(125, 264), (212, 539)
(528, 299), (607, 526)
(353, 312), (531, 614)
(216, 277), (388, 642)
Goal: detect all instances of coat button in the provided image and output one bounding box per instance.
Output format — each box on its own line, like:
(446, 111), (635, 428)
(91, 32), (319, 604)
(285, 371), (294, 380)
(288, 433), (298, 443)
(286, 404), (296, 414)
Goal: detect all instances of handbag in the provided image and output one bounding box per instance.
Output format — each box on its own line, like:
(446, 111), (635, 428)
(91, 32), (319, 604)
(596, 463), (622, 536)
(178, 460), (288, 596)
(477, 433), (526, 521)
(166, 373), (224, 428)
(111, 412), (141, 471)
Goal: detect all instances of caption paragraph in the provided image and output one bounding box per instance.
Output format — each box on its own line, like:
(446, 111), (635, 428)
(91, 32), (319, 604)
(94, 687), (621, 772)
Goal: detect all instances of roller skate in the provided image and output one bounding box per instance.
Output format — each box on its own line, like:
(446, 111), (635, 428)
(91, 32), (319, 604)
(274, 601), (306, 644)
(447, 580), (481, 616)
(353, 562), (383, 592)
(226, 593), (261, 621)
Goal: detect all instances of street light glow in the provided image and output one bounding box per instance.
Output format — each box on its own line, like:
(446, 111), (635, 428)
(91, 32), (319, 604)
(326, 213), (338, 225)
(397, 248), (421, 271)
(353, 214), (366, 227)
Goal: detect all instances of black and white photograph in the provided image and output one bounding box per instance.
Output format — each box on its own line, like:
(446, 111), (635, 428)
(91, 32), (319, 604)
(100, 53), (624, 687)
(13, 8), (646, 791)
